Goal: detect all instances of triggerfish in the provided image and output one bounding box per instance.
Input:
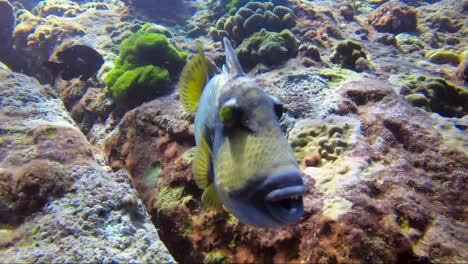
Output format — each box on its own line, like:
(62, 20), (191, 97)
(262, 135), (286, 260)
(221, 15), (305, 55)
(178, 37), (305, 228)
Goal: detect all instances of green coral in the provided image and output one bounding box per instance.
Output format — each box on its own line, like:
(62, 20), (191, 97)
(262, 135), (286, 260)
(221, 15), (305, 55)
(425, 50), (460, 65)
(204, 250), (232, 264)
(226, 0), (248, 14)
(393, 75), (468, 117)
(236, 29), (300, 68)
(143, 165), (163, 187)
(395, 33), (425, 53)
(318, 68), (360, 88)
(154, 186), (192, 216)
(210, 1), (296, 45)
(105, 24), (187, 106)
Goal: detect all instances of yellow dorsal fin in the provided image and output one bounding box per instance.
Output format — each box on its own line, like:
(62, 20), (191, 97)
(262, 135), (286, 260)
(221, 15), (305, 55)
(178, 42), (212, 112)
(192, 136), (212, 189)
(201, 184), (222, 210)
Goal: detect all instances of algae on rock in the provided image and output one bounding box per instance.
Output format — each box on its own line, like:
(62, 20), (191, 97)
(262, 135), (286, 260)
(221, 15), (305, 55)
(105, 24), (187, 108)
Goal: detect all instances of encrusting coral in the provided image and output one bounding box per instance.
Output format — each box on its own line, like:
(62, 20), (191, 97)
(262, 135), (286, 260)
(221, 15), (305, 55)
(393, 75), (468, 118)
(425, 49), (460, 65)
(209, 1), (297, 45)
(330, 40), (371, 72)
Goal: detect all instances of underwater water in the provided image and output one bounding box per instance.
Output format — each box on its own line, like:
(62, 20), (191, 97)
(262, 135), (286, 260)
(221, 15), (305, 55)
(0, 0), (466, 263)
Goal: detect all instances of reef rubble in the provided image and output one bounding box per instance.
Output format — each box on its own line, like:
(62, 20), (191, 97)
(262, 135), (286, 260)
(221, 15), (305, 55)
(0, 0), (466, 263)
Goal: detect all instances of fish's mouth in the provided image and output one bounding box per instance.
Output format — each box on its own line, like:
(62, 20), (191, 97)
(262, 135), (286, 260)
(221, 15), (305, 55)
(265, 186), (304, 223)
(259, 171), (305, 225)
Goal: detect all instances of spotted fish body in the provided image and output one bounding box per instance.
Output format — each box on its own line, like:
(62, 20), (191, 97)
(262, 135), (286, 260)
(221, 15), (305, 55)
(179, 38), (305, 228)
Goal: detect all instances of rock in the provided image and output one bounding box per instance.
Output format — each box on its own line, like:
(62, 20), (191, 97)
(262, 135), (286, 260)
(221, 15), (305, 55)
(0, 64), (175, 263)
(420, 31), (443, 48)
(456, 50), (468, 84)
(427, 13), (462, 33)
(0, 0), (15, 64)
(425, 50), (460, 65)
(339, 4), (355, 21)
(375, 33), (396, 46)
(10, 1), (124, 83)
(103, 96), (195, 263)
(395, 33), (425, 53)
(369, 1), (418, 34)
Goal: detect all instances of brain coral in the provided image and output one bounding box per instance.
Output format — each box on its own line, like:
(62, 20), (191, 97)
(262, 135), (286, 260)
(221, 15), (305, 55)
(394, 75), (468, 118)
(236, 29), (300, 69)
(209, 1), (297, 45)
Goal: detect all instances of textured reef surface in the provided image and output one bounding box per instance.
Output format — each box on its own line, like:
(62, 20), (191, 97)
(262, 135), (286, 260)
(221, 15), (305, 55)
(0, 0), (466, 263)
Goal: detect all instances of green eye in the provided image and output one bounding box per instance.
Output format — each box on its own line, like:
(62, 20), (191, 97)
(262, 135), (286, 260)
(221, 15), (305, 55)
(220, 105), (233, 122)
(219, 98), (238, 123)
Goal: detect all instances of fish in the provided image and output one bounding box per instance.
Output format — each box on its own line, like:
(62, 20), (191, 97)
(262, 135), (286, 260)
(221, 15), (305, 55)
(44, 45), (104, 81)
(178, 37), (305, 228)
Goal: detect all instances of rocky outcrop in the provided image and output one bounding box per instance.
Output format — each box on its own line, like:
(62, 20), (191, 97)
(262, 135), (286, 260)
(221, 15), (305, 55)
(369, 1), (418, 34)
(0, 62), (175, 263)
(103, 68), (467, 263)
(0, 0), (15, 65)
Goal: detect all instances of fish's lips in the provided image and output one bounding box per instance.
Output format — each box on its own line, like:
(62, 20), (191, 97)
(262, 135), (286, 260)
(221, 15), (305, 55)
(260, 171), (305, 225)
(265, 185), (305, 224)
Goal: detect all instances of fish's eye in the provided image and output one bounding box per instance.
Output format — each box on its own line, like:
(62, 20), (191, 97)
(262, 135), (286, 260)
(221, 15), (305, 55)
(220, 98), (241, 126)
(270, 95), (284, 119)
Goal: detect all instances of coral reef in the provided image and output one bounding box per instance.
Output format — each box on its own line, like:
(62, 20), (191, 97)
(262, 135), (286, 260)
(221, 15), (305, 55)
(2, 0), (467, 262)
(297, 42), (322, 67)
(425, 11), (463, 33)
(105, 24), (187, 108)
(209, 1), (297, 45)
(368, 1), (418, 34)
(425, 49), (460, 65)
(32, 0), (82, 17)
(456, 50), (468, 84)
(330, 40), (371, 72)
(235, 29), (300, 69)
(0, 62), (175, 263)
(289, 116), (362, 164)
(395, 32), (425, 53)
(10, 0), (124, 83)
(105, 72), (467, 263)
(391, 75), (468, 117)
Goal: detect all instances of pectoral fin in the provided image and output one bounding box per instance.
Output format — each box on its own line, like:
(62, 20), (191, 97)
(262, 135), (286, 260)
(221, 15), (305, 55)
(178, 42), (213, 112)
(202, 184), (222, 210)
(192, 136), (211, 189)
